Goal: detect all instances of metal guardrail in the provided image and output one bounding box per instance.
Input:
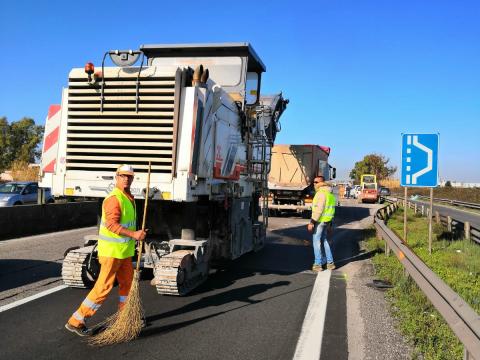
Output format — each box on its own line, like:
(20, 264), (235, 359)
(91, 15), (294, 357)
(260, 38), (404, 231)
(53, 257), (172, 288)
(392, 196), (480, 245)
(374, 201), (480, 359)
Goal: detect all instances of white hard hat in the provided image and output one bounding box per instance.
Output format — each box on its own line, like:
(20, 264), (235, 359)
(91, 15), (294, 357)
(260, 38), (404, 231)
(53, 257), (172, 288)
(116, 164), (134, 176)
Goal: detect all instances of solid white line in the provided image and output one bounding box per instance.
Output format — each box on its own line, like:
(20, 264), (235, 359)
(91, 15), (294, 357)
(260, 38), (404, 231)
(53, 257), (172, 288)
(0, 285), (67, 313)
(293, 270), (332, 360)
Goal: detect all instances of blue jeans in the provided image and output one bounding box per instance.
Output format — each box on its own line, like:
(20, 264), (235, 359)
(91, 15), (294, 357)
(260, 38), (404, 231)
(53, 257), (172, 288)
(312, 222), (333, 265)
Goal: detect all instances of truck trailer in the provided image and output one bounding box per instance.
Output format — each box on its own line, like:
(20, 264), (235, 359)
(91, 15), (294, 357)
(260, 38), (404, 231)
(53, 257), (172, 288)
(39, 43), (288, 295)
(267, 144), (335, 217)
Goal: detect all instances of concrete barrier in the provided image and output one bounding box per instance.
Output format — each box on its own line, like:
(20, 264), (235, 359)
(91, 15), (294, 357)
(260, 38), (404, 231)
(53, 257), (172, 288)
(0, 201), (99, 240)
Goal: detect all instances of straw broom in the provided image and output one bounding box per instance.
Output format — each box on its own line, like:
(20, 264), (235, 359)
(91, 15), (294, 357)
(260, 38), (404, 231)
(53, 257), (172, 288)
(90, 162), (152, 346)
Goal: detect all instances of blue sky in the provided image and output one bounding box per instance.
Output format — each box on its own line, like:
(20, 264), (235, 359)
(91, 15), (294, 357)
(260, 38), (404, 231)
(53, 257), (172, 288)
(1, 0), (479, 182)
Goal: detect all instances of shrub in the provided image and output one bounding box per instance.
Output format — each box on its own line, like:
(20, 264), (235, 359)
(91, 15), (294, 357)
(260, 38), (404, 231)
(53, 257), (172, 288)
(10, 160), (39, 181)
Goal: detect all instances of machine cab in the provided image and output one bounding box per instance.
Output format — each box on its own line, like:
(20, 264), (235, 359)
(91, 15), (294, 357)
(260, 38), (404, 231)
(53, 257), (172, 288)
(140, 42), (265, 106)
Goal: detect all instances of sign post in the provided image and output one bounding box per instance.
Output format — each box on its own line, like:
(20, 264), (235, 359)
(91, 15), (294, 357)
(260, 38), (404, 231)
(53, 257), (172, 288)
(429, 187), (434, 253)
(404, 187), (407, 242)
(401, 134), (439, 253)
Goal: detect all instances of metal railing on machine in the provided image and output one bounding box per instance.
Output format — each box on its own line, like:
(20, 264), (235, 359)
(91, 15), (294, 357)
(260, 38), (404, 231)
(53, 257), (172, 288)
(374, 200), (480, 360)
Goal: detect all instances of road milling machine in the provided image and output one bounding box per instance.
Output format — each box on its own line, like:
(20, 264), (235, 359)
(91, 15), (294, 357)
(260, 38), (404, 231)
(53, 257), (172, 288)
(39, 43), (288, 295)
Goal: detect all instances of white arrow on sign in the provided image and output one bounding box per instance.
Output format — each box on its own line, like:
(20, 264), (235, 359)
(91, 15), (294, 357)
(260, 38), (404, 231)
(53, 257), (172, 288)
(410, 135), (433, 185)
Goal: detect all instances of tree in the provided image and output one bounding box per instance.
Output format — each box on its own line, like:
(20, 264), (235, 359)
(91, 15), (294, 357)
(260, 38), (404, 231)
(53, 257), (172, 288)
(349, 153), (397, 183)
(0, 117), (44, 173)
(0, 117), (9, 172)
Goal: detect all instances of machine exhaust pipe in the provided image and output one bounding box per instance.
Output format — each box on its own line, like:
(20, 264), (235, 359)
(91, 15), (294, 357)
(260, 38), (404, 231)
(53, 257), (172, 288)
(181, 228), (195, 240)
(200, 68), (209, 84)
(192, 65), (203, 86)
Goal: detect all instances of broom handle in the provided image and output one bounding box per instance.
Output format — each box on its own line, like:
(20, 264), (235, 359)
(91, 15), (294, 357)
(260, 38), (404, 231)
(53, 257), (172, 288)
(136, 161), (151, 271)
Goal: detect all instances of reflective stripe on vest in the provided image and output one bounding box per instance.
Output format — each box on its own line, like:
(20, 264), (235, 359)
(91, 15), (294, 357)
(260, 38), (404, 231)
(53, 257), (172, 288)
(98, 188), (136, 259)
(100, 220), (136, 229)
(98, 234), (132, 244)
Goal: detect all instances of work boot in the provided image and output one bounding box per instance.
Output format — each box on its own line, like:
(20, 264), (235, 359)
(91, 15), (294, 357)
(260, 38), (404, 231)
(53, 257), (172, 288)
(326, 263), (336, 270)
(311, 264), (322, 273)
(65, 323), (91, 337)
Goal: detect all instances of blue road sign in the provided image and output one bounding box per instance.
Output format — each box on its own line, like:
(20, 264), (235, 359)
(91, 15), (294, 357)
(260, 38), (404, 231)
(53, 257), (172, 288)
(401, 133), (439, 187)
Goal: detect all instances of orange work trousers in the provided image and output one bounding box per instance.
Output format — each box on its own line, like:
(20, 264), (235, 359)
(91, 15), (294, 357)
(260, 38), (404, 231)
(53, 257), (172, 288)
(68, 256), (133, 327)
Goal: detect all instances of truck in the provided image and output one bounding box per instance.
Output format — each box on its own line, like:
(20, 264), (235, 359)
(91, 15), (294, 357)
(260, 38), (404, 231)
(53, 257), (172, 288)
(39, 43), (288, 295)
(267, 145), (335, 217)
(358, 174), (379, 203)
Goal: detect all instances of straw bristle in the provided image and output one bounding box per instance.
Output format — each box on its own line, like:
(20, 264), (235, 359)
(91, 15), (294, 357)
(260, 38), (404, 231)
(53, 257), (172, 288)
(89, 271), (144, 346)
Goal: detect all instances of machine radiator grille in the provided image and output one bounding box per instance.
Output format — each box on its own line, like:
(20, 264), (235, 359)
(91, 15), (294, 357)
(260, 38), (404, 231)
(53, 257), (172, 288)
(66, 67), (179, 174)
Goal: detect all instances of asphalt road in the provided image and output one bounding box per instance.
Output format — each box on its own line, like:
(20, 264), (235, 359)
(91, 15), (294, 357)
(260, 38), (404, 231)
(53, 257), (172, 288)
(0, 202), (392, 360)
(400, 198), (480, 228)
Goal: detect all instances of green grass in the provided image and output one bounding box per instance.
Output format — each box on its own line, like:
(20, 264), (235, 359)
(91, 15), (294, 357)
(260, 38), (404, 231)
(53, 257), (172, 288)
(365, 207), (480, 360)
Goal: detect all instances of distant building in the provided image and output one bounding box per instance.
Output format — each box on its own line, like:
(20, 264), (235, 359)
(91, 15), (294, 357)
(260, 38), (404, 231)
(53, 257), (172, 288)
(0, 171), (13, 181)
(440, 180), (480, 188)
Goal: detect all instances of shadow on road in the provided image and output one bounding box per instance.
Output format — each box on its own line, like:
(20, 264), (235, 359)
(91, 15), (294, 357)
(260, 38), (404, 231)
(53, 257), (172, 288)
(333, 205), (372, 226)
(0, 259), (61, 292)
(142, 280), (315, 338)
(269, 206), (371, 230)
(140, 205), (375, 339)
(267, 205), (375, 271)
(171, 204), (375, 301)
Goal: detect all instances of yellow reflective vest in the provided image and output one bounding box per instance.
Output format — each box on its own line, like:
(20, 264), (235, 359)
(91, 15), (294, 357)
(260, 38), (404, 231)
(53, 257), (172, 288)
(98, 187), (136, 259)
(312, 188), (336, 223)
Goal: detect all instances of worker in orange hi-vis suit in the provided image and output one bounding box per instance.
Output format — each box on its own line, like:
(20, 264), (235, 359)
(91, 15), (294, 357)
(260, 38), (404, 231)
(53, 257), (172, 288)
(65, 164), (147, 337)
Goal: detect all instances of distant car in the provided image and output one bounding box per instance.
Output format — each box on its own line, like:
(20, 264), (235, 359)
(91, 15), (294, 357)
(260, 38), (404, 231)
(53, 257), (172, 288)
(0, 181), (54, 207)
(379, 187), (391, 196)
(350, 185), (361, 199)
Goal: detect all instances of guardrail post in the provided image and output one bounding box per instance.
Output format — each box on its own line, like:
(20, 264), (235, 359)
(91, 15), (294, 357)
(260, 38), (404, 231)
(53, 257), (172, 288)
(464, 222), (471, 240)
(463, 347), (472, 360)
(414, 203), (418, 214)
(447, 216), (452, 232)
(37, 188), (46, 205)
(435, 211), (440, 224)
(421, 205), (425, 216)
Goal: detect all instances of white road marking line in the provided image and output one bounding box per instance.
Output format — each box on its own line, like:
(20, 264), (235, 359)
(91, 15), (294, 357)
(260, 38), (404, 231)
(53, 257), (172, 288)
(0, 285), (67, 313)
(293, 270), (331, 360)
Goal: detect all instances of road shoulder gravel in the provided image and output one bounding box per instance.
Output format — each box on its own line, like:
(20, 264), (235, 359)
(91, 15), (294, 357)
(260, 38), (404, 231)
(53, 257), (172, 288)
(339, 200), (413, 359)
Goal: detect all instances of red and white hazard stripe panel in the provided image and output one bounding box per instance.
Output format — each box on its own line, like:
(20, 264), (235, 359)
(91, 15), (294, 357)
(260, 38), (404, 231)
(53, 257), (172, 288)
(41, 105), (61, 173)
